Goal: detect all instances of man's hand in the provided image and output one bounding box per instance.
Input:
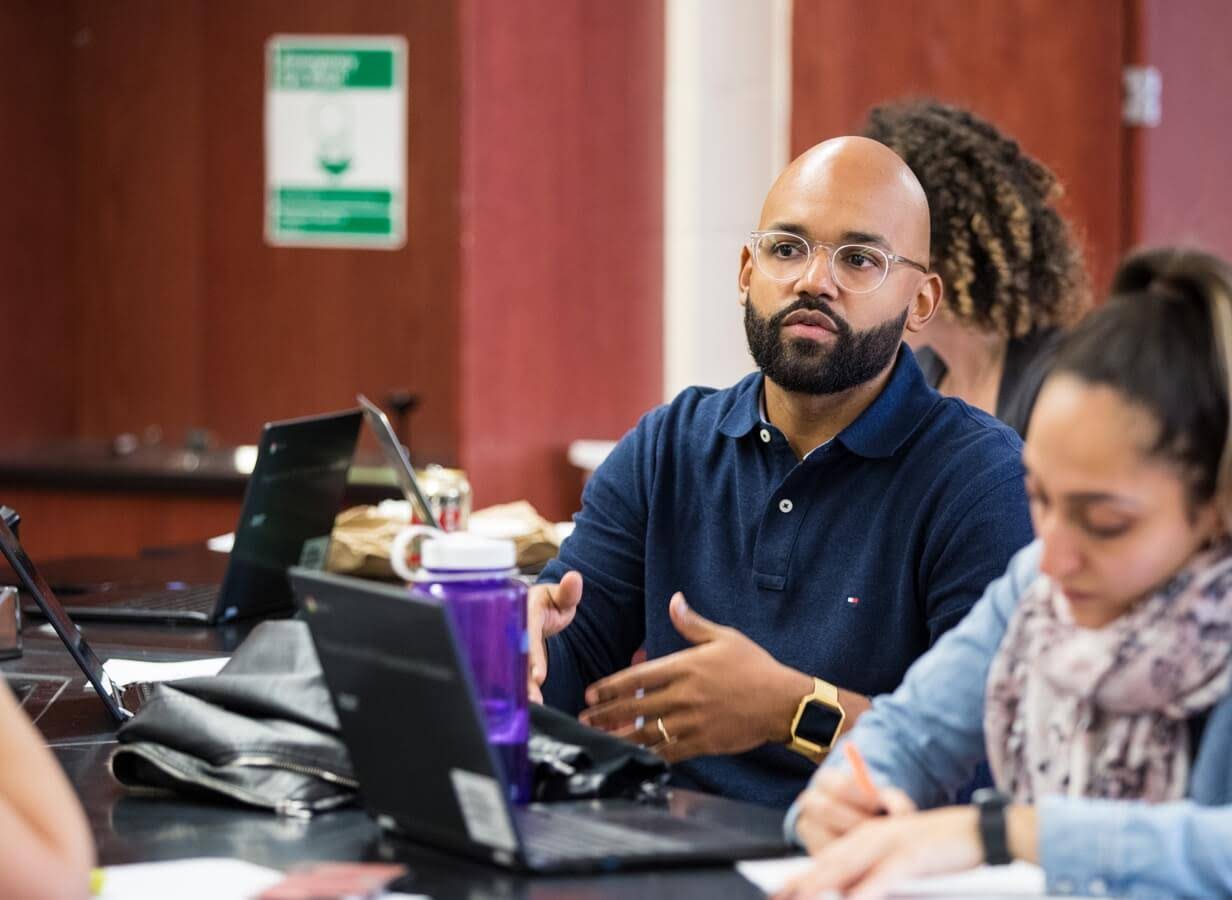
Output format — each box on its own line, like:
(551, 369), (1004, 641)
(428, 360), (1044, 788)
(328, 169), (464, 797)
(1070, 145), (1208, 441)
(792, 767), (916, 854)
(578, 592), (811, 763)
(527, 571), (584, 703)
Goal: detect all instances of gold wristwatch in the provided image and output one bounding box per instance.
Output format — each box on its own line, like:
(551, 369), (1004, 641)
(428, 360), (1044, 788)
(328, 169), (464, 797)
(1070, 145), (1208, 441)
(787, 677), (846, 762)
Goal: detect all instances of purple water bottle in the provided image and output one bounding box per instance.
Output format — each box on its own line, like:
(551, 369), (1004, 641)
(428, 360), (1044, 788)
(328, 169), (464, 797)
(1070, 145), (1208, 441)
(393, 529), (531, 803)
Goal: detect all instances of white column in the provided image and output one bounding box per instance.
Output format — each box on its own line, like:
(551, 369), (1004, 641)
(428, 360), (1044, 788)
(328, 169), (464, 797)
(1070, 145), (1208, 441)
(663, 0), (792, 400)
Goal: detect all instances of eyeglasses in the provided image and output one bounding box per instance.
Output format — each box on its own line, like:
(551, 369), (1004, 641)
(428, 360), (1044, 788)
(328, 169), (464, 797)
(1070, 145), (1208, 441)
(748, 231), (928, 294)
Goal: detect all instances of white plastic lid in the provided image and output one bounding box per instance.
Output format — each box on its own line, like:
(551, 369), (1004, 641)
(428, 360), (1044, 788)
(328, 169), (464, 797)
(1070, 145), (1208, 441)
(420, 533), (517, 571)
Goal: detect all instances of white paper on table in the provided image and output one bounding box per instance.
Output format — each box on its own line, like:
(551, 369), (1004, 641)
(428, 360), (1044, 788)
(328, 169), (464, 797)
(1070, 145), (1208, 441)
(98, 858), (282, 899)
(99, 656), (230, 688)
(890, 861), (1048, 896)
(737, 857), (1048, 897)
(98, 858), (433, 899)
(207, 532), (235, 553)
(737, 856), (814, 894)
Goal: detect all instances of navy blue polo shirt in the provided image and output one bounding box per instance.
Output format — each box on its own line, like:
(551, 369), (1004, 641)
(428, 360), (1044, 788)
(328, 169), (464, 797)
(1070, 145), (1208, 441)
(541, 347), (1033, 809)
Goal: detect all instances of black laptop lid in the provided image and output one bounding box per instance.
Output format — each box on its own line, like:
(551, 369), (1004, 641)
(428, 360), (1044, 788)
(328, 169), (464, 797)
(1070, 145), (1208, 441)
(291, 568), (525, 865)
(218, 409), (362, 621)
(0, 509), (131, 722)
(356, 394), (438, 529)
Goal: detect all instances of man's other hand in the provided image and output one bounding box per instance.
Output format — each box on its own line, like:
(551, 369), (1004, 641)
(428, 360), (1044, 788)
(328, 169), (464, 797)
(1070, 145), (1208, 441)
(578, 592), (811, 762)
(527, 571), (584, 703)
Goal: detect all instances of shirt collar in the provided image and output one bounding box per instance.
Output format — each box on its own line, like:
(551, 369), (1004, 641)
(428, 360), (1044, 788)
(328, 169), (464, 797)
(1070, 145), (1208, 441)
(716, 346), (940, 459)
(716, 372), (766, 439)
(835, 346), (939, 458)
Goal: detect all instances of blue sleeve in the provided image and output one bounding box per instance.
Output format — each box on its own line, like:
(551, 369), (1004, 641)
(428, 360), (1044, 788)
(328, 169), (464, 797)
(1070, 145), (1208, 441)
(784, 542), (1041, 841)
(538, 411), (658, 715)
(919, 468), (1035, 644)
(1039, 796), (1232, 897)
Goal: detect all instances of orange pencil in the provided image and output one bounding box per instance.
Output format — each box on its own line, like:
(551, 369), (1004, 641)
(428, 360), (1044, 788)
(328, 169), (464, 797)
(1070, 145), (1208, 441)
(844, 742), (886, 814)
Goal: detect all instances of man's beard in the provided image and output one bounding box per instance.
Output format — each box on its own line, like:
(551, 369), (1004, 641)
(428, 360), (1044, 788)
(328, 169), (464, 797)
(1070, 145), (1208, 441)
(744, 296), (908, 395)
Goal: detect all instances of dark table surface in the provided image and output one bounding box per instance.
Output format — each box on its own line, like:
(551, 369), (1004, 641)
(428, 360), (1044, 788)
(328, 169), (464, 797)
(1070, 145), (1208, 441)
(5, 616), (781, 898)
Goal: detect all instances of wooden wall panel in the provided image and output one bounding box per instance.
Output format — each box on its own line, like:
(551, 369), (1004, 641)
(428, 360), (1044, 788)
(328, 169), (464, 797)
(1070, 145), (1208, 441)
(62, 0), (461, 465)
(70, 2), (207, 438)
(458, 0), (665, 518)
(5, 0), (662, 536)
(0, 2), (72, 439)
(792, 0), (1128, 296)
(196, 1), (462, 465)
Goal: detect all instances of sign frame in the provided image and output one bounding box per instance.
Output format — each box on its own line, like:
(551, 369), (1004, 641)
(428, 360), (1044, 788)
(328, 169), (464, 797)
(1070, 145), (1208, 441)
(264, 34), (408, 250)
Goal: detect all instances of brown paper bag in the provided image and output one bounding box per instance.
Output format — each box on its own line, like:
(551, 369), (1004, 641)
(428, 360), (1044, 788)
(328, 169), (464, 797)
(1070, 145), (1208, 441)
(326, 500), (563, 576)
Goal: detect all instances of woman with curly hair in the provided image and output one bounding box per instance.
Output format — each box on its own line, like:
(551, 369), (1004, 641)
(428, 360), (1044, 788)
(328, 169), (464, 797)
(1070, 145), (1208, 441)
(863, 100), (1090, 436)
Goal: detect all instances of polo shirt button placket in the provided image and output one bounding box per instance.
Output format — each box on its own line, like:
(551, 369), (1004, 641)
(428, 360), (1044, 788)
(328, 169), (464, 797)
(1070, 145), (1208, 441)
(779, 498), (793, 514)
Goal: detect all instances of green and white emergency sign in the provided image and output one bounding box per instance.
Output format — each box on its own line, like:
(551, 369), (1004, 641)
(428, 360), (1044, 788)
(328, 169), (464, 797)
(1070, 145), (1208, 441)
(265, 36), (407, 248)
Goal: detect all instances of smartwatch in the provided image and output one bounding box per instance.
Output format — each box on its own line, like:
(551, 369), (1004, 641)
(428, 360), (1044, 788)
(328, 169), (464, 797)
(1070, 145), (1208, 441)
(972, 788), (1013, 865)
(787, 677), (846, 762)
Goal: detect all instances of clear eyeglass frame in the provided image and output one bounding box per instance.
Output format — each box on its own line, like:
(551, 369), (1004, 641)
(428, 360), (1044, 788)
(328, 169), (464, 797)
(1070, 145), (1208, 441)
(748, 230), (929, 294)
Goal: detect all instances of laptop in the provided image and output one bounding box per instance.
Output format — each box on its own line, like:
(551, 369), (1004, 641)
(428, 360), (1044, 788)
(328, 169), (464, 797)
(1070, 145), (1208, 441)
(291, 569), (790, 873)
(0, 508), (138, 722)
(25, 408), (363, 624)
(357, 393), (438, 529)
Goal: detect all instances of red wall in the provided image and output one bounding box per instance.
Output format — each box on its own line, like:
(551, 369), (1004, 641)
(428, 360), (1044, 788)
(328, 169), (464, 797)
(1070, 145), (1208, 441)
(1134, 0), (1232, 260)
(0, 4), (72, 439)
(458, 0), (664, 517)
(2, 1), (665, 535)
(64, 0), (464, 466)
(792, 0), (1128, 296)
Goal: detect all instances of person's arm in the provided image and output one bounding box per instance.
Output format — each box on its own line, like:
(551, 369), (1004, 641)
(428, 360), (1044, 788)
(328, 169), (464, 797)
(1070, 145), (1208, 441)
(785, 541), (1042, 844)
(535, 411), (659, 715)
(775, 797), (1232, 899)
(0, 679), (94, 899)
(1038, 796), (1232, 897)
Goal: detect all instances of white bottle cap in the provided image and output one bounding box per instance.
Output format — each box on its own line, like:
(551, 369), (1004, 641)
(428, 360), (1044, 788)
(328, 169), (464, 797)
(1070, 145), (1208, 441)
(421, 533), (517, 571)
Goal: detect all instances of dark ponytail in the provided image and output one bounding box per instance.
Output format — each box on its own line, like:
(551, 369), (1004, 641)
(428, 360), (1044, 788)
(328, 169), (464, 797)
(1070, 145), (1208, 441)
(1049, 247), (1232, 526)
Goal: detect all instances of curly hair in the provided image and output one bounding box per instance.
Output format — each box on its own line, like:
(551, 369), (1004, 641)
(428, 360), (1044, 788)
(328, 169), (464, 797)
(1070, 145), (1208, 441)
(863, 100), (1090, 338)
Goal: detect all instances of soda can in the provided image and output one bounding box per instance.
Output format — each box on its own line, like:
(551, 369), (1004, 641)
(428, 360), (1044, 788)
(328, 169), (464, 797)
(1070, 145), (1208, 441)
(415, 464), (472, 533)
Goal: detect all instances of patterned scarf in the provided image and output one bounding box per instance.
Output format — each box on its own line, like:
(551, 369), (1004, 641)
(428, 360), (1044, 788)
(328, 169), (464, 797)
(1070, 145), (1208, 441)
(985, 545), (1232, 803)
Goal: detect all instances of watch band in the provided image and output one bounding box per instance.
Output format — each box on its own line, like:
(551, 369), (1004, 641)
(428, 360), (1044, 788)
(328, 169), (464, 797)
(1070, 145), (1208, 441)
(972, 788), (1013, 865)
(787, 677), (846, 762)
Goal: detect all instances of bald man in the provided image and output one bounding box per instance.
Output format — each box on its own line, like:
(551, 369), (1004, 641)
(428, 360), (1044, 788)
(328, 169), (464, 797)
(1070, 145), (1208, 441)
(529, 138), (1033, 808)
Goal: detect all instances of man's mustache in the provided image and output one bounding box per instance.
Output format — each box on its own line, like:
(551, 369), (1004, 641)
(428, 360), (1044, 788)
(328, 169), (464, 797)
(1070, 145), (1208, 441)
(770, 297), (852, 336)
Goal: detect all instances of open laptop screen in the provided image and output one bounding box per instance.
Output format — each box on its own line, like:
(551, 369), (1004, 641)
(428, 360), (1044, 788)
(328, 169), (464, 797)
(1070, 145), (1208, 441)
(0, 508), (130, 721)
(357, 394), (439, 529)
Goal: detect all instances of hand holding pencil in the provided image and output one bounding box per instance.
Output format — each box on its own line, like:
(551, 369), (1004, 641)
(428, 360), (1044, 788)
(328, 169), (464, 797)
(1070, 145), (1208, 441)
(791, 741), (917, 854)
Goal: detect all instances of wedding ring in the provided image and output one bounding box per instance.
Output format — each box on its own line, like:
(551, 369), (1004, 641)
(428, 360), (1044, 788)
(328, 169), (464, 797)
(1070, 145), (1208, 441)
(656, 716), (673, 744)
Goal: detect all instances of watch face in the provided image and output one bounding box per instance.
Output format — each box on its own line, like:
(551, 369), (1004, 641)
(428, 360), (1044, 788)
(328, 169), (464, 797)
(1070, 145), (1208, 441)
(973, 788), (1011, 808)
(797, 700), (844, 746)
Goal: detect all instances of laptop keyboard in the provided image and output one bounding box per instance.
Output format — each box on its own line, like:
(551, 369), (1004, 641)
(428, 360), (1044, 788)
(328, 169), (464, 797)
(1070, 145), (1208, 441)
(101, 585), (219, 614)
(519, 805), (697, 860)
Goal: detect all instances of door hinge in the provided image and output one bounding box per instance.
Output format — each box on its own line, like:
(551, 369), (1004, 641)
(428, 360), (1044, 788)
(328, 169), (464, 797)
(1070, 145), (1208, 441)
(1123, 65), (1162, 127)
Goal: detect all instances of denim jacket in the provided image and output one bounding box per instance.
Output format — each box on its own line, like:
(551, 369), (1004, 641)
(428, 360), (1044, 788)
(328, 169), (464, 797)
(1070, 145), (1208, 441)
(786, 541), (1232, 898)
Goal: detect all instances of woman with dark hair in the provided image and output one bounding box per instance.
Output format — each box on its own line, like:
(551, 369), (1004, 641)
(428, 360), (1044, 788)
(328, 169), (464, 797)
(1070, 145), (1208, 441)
(864, 100), (1090, 436)
(780, 247), (1232, 898)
